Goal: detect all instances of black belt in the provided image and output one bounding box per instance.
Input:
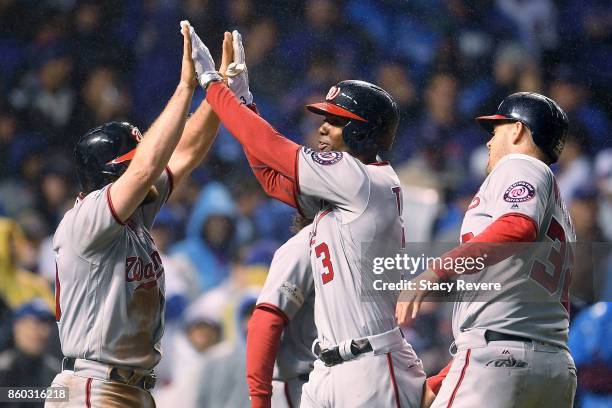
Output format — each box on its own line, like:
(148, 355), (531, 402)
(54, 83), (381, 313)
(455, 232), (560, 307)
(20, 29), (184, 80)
(318, 339), (373, 367)
(485, 330), (532, 344)
(62, 357), (157, 390)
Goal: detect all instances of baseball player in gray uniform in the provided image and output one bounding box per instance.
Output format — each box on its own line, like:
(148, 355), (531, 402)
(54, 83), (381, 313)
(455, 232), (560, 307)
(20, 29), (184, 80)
(218, 32), (318, 407)
(46, 22), (238, 407)
(397, 93), (577, 408)
(248, 222), (316, 408)
(189, 27), (426, 408)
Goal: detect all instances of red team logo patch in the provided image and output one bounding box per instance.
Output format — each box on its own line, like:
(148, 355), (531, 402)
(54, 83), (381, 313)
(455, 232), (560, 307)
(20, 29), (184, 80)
(503, 181), (535, 203)
(312, 151), (343, 165)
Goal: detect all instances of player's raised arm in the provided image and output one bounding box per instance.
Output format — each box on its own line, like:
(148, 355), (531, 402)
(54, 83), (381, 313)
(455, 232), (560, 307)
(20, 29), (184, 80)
(166, 30), (235, 187)
(186, 28), (301, 183)
(219, 30), (304, 209)
(186, 27), (317, 211)
(109, 21), (197, 222)
(206, 81), (300, 177)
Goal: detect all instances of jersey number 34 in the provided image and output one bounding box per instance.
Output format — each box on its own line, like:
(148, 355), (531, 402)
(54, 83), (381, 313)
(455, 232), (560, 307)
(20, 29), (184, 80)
(530, 217), (573, 311)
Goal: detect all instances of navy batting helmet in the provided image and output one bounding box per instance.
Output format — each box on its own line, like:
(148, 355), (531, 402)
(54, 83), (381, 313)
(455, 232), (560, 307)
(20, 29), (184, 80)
(74, 121), (142, 194)
(476, 92), (569, 163)
(306, 80), (400, 154)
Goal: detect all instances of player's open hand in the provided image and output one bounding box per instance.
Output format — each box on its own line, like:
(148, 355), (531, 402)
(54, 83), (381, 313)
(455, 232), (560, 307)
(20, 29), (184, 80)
(179, 20), (197, 89)
(395, 269), (441, 326)
(180, 20), (222, 89)
(224, 30), (254, 105)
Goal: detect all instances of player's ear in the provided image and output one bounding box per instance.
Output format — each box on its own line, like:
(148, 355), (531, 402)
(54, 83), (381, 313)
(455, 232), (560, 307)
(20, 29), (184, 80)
(511, 121), (526, 146)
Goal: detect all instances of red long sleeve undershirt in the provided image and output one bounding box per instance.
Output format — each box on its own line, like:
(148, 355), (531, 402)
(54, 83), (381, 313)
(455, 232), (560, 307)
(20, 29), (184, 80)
(206, 83), (301, 207)
(427, 360), (453, 394)
(246, 304), (288, 408)
(431, 213), (538, 279)
(241, 103), (301, 209)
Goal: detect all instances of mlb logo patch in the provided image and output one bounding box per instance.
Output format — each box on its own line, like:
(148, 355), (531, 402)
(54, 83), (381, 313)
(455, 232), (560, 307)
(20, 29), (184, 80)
(312, 151), (343, 165)
(503, 181), (535, 203)
(279, 281), (305, 307)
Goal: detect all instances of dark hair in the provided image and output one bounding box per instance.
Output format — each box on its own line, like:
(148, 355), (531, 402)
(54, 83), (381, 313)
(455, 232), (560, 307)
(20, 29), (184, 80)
(290, 213), (313, 235)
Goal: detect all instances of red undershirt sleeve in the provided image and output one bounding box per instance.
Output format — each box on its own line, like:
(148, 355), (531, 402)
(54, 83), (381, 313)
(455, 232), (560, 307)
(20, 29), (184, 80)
(427, 360), (453, 394)
(206, 82), (300, 180)
(431, 213), (538, 279)
(246, 304), (289, 408)
(239, 103), (300, 208)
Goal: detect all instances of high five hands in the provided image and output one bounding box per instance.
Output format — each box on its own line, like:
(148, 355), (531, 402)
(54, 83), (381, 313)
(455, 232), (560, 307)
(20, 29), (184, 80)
(180, 20), (253, 106)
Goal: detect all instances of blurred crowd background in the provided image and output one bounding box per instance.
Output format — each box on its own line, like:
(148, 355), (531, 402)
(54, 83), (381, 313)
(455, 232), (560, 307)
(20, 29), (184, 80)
(0, 0), (611, 407)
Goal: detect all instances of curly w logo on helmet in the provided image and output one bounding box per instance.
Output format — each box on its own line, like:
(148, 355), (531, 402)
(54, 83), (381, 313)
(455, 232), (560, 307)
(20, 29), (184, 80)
(326, 85), (340, 100)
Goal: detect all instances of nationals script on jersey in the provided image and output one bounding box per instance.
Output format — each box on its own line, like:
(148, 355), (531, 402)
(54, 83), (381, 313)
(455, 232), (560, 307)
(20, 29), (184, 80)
(296, 147), (405, 346)
(257, 226), (316, 380)
(456, 154), (575, 348)
(53, 169), (173, 369)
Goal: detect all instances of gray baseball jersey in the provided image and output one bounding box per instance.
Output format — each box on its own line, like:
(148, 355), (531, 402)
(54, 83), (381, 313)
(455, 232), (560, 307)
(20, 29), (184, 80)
(296, 148), (405, 346)
(257, 225), (316, 380)
(454, 154), (575, 348)
(53, 169), (173, 370)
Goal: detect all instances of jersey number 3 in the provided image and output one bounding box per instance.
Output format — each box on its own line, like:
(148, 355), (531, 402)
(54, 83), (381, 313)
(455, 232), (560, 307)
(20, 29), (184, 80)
(315, 242), (335, 284)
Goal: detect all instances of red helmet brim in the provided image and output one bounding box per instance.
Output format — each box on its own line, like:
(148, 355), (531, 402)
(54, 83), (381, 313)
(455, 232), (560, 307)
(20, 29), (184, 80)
(306, 102), (368, 122)
(106, 147), (137, 165)
(475, 114), (517, 134)
(475, 114), (513, 121)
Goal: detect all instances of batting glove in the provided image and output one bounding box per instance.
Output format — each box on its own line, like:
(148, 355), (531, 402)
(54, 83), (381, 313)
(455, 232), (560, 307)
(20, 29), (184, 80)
(225, 30), (254, 105)
(180, 20), (223, 89)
